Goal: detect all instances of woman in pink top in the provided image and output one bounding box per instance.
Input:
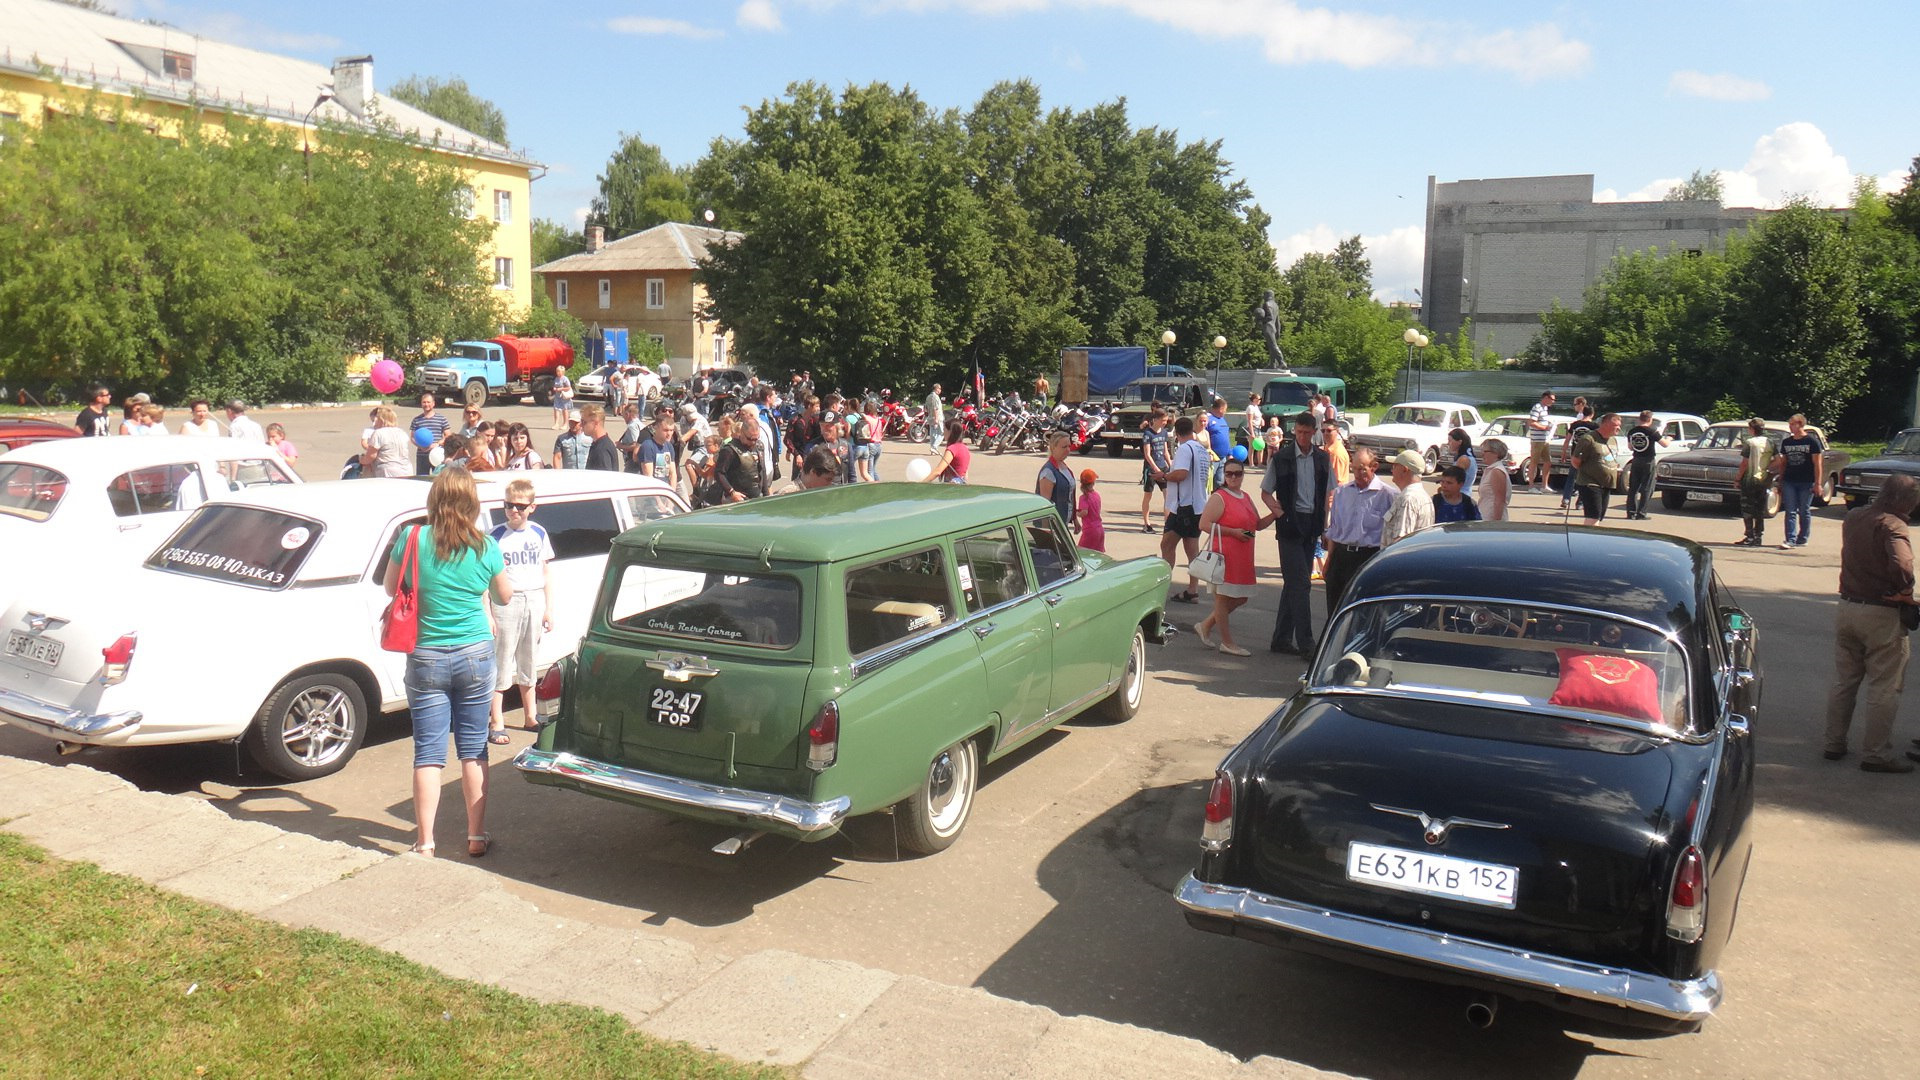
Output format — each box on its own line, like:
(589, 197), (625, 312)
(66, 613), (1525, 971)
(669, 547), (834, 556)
(1477, 439), (1512, 521)
(923, 420), (970, 483)
(1075, 469), (1106, 551)
(1194, 460), (1270, 656)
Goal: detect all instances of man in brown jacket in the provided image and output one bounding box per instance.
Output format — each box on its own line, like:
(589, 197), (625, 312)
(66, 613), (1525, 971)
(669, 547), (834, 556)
(1825, 474), (1920, 772)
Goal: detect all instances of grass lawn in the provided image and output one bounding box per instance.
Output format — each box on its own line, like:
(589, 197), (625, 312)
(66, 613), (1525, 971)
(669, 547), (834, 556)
(0, 833), (788, 1079)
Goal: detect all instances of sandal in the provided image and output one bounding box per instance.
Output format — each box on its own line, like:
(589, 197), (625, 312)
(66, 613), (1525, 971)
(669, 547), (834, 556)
(1219, 643), (1251, 657)
(408, 841), (435, 858)
(1169, 591), (1199, 604)
(487, 730), (511, 745)
(467, 833), (492, 858)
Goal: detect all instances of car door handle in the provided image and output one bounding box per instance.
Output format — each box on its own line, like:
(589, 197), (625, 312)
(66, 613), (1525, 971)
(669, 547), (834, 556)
(1044, 593), (1064, 607)
(972, 623), (997, 639)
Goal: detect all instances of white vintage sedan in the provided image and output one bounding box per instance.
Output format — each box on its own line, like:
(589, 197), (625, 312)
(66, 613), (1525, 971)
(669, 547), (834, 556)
(0, 470), (686, 780)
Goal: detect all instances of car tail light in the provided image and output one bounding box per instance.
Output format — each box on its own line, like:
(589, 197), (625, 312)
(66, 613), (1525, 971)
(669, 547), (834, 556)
(806, 700), (839, 772)
(100, 634), (137, 685)
(1665, 845), (1707, 942)
(534, 664), (563, 719)
(1201, 770), (1233, 851)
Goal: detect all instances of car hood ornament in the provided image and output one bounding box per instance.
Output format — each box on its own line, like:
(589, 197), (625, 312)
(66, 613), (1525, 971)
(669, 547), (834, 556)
(1371, 803), (1511, 846)
(24, 611), (67, 633)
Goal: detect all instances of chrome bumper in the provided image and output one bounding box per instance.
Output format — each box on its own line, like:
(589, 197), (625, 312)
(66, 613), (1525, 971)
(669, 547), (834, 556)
(1175, 874), (1721, 1023)
(0, 686), (142, 739)
(513, 748), (850, 834)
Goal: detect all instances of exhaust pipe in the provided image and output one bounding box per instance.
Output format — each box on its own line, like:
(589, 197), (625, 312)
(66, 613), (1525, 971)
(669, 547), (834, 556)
(55, 741), (84, 757)
(1465, 993), (1499, 1029)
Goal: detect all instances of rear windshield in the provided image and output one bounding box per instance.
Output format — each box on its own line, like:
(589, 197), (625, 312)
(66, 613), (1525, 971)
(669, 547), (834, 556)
(145, 505), (324, 591)
(0, 462), (69, 522)
(606, 562), (801, 648)
(1310, 599), (1688, 732)
(1380, 407), (1445, 427)
(1263, 382), (1321, 407)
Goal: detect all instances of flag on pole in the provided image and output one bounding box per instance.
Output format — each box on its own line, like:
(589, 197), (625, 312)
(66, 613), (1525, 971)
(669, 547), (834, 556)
(973, 358), (986, 406)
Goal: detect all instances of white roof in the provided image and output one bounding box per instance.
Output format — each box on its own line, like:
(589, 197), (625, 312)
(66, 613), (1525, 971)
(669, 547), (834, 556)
(1386, 402), (1479, 412)
(5, 434), (301, 474)
(0, 0), (532, 167)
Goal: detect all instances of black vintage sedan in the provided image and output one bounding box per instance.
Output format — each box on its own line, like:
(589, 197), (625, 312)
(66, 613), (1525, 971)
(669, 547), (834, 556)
(1176, 524), (1757, 1032)
(1837, 427), (1920, 508)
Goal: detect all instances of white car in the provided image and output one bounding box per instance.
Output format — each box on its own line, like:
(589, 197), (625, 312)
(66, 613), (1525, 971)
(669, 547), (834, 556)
(0, 436), (302, 613)
(576, 364), (662, 404)
(1351, 402), (1486, 473)
(1479, 413), (1573, 484)
(1548, 411), (1708, 492)
(0, 470), (686, 780)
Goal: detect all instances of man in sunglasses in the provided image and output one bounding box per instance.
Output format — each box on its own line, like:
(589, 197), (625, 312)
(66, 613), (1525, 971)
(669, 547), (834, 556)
(488, 478), (555, 741)
(74, 384), (113, 437)
(775, 448), (841, 494)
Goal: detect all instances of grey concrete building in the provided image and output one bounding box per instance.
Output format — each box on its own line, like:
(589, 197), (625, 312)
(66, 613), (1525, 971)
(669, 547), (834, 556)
(1421, 174), (1767, 359)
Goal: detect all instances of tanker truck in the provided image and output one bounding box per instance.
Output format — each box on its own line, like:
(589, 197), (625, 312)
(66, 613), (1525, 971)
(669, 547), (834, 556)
(418, 335), (575, 408)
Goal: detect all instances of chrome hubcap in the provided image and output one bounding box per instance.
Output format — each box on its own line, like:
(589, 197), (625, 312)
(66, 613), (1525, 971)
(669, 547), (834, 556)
(281, 687), (353, 766)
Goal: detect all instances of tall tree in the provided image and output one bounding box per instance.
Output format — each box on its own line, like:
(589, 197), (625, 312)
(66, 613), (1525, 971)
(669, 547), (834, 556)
(591, 133), (692, 237)
(1841, 178), (1920, 437)
(529, 217), (585, 267)
(1330, 235), (1371, 299)
(1663, 169), (1724, 204)
(1724, 201), (1866, 425)
(386, 75), (509, 145)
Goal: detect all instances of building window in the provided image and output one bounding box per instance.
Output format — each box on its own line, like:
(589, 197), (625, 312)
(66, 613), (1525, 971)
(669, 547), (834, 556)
(555, 280), (569, 309)
(648, 334), (666, 351)
(455, 186), (475, 218)
(646, 278), (665, 309)
(598, 279), (611, 309)
(163, 51), (194, 80)
(494, 190), (512, 224)
(494, 258), (514, 290)
(713, 336), (726, 367)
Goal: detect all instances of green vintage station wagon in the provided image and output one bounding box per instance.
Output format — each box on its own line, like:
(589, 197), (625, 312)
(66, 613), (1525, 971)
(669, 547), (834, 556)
(514, 484), (1172, 855)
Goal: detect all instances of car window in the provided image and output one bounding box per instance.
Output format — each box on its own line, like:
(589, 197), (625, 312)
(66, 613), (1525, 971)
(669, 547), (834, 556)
(1023, 515), (1078, 588)
(146, 505), (324, 591)
(628, 493), (680, 523)
(0, 463), (68, 522)
(214, 456), (297, 492)
(956, 526), (1030, 612)
(486, 497), (618, 560)
(844, 548), (952, 657)
(1382, 407), (1444, 427)
(109, 463), (206, 517)
(606, 562), (800, 648)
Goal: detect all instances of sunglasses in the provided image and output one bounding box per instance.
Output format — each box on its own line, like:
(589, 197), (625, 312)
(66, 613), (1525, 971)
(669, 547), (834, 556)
(504, 502), (532, 512)
(1223, 470), (1245, 478)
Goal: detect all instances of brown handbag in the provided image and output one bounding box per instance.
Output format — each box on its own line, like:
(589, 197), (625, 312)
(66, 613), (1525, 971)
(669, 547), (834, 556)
(380, 526), (421, 653)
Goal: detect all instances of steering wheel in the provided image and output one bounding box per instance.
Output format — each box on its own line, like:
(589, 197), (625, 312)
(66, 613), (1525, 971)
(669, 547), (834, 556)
(1469, 605), (1529, 637)
(1330, 651), (1371, 687)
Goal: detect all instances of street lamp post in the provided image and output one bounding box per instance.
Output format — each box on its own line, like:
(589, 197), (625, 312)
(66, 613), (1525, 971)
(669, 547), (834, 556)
(1211, 334), (1227, 389)
(1402, 327), (1430, 398)
(301, 89), (335, 184)
(1160, 329), (1176, 371)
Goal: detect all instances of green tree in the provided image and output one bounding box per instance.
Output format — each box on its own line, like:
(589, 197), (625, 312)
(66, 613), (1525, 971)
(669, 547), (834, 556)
(591, 133), (693, 237)
(386, 75), (508, 145)
(1886, 155), (1920, 242)
(1663, 169), (1724, 204)
(1288, 297), (1404, 406)
(1839, 177), (1920, 437)
(1723, 201), (1866, 426)
(530, 217), (585, 267)
(1330, 235), (1371, 299)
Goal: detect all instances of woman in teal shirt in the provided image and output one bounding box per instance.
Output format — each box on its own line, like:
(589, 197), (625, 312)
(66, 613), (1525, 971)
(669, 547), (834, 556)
(385, 468), (511, 857)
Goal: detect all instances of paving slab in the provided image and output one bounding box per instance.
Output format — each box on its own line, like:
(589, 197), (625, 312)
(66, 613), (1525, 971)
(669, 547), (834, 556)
(497, 925), (732, 1021)
(806, 976), (1055, 1080)
(1240, 1056), (1351, 1078)
(162, 831), (385, 914)
(262, 854), (502, 944)
(1016, 1013), (1242, 1080)
(62, 799), (281, 881)
(0, 758), (130, 820)
(643, 949), (899, 1067)
(1, 785), (200, 855)
(0, 752), (51, 782)
(382, 889), (594, 985)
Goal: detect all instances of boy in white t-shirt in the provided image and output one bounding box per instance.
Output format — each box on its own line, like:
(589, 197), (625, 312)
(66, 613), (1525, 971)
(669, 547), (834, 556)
(488, 478), (556, 740)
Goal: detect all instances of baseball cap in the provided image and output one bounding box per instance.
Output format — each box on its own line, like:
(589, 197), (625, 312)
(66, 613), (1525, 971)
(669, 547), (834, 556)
(1391, 449), (1426, 473)
(822, 410), (841, 425)
(566, 408), (582, 422)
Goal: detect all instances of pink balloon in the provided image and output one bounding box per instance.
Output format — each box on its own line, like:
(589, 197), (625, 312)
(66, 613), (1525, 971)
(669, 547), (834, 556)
(370, 359), (404, 395)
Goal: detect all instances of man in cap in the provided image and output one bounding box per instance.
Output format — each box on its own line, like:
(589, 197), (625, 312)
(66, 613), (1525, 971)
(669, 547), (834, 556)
(551, 408), (590, 470)
(1381, 449), (1435, 548)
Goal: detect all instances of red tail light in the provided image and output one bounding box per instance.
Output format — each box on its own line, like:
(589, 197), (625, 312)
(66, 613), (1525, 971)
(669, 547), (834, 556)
(1201, 770), (1233, 850)
(807, 700), (839, 772)
(100, 633), (137, 685)
(534, 664), (563, 718)
(1665, 845), (1707, 942)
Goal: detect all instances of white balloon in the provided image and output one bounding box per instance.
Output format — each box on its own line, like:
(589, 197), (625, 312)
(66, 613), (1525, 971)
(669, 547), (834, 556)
(904, 457), (934, 483)
(428, 446), (446, 468)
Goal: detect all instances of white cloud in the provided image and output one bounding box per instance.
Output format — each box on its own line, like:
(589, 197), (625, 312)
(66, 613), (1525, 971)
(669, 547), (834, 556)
(607, 16), (724, 40)
(1597, 122), (1877, 210)
(1668, 70), (1771, 102)
(738, 1), (785, 31)
(119, 2), (342, 52)
(1274, 223), (1426, 303)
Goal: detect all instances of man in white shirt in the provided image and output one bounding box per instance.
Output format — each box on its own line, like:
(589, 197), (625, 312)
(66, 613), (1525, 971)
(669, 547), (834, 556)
(1381, 449), (1435, 547)
(223, 400), (265, 443)
(179, 399), (223, 437)
(488, 478), (555, 738)
(1159, 416), (1213, 604)
(925, 383), (944, 450)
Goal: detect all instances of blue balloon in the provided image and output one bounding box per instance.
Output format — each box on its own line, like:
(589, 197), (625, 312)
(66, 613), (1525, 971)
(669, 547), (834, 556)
(1231, 444), (1249, 463)
(413, 426), (435, 448)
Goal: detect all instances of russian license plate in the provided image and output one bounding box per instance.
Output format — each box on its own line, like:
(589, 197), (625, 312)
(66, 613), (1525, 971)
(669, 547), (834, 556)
(649, 687), (704, 730)
(1347, 842), (1518, 909)
(4, 629), (64, 667)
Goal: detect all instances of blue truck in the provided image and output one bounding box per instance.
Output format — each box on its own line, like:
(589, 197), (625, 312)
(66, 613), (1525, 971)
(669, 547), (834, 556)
(417, 335), (575, 409)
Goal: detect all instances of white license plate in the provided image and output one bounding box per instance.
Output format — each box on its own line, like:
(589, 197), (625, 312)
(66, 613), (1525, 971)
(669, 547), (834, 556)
(1346, 842), (1518, 909)
(649, 687), (704, 730)
(5, 629), (64, 667)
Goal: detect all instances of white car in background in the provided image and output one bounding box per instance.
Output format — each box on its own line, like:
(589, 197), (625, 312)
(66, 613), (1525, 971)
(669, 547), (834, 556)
(1479, 413), (1573, 483)
(0, 436), (301, 612)
(1351, 402), (1486, 473)
(1547, 411), (1708, 493)
(0, 471), (686, 781)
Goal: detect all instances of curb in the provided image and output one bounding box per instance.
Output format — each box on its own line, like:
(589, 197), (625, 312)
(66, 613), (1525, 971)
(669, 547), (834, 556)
(0, 753), (1346, 1078)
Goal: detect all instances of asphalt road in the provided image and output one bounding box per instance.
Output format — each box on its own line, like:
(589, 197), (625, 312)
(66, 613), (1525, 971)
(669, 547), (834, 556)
(7, 401), (1917, 1079)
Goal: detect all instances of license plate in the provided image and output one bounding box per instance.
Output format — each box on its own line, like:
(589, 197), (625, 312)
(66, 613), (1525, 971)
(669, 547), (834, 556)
(5, 629), (64, 667)
(1346, 842), (1518, 909)
(649, 687), (704, 730)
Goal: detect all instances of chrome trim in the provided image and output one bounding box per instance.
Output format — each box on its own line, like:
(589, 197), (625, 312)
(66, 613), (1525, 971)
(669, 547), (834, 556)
(850, 618), (971, 680)
(512, 748), (849, 833)
(1174, 874), (1721, 1022)
(646, 654), (720, 682)
(0, 686), (142, 739)
(1370, 804), (1511, 846)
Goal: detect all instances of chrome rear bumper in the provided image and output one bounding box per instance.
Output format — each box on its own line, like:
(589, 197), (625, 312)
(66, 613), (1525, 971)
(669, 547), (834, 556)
(1175, 874), (1720, 1023)
(513, 748), (849, 834)
(0, 686), (142, 739)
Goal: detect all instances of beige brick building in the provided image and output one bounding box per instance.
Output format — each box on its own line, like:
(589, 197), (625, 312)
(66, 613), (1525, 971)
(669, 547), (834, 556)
(534, 222), (737, 381)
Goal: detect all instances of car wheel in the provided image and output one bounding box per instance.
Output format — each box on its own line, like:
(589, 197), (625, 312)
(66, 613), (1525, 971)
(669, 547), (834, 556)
(245, 672), (369, 781)
(1661, 489), (1686, 510)
(1088, 626), (1147, 722)
(463, 379), (488, 409)
(532, 378), (553, 408)
(1813, 474), (1836, 508)
(1764, 485), (1782, 518)
(896, 737), (978, 855)
(1104, 440), (1121, 458)
(1423, 446), (1441, 472)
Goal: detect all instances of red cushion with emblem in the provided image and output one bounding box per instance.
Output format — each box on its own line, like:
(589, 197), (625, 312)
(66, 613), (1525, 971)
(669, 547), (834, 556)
(1549, 649), (1663, 724)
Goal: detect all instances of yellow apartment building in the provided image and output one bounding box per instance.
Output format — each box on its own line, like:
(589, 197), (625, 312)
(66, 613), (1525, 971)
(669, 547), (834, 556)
(536, 222), (738, 381)
(0, 0), (538, 320)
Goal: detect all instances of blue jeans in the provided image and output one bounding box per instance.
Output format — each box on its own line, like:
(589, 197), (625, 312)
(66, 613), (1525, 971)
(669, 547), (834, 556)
(406, 641), (496, 766)
(863, 441), (883, 481)
(1781, 481), (1814, 544)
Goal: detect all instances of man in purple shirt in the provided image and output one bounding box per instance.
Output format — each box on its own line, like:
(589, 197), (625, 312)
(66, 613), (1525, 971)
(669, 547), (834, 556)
(1319, 448), (1397, 615)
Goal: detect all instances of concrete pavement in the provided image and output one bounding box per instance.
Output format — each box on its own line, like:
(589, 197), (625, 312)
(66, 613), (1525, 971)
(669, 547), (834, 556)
(0, 753), (1340, 1079)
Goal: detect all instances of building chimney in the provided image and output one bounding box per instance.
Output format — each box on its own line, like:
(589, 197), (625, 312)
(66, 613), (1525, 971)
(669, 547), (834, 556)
(331, 55), (374, 117)
(587, 225), (604, 253)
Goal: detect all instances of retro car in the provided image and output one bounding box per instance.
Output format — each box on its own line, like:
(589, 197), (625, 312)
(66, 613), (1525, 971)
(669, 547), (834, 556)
(1476, 413), (1571, 483)
(0, 416), (80, 454)
(0, 471), (686, 780)
(1836, 427), (1920, 509)
(1176, 524), (1757, 1032)
(516, 485), (1171, 855)
(1351, 402), (1485, 473)
(1654, 421), (1848, 514)
(1098, 376), (1221, 457)
(1545, 412), (1707, 493)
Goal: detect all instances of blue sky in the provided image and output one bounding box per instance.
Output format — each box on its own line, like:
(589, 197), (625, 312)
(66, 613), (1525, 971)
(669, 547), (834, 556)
(113, 1), (1916, 300)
